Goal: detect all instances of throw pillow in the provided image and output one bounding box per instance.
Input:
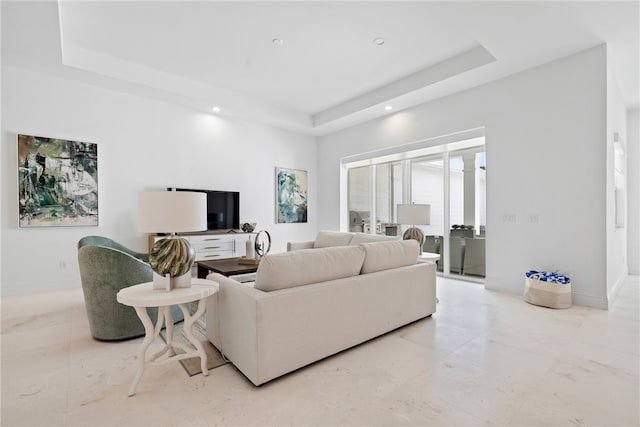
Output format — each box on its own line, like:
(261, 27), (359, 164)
(360, 240), (419, 274)
(254, 245), (365, 292)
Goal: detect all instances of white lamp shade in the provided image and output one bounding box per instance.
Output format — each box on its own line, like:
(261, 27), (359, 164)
(138, 191), (207, 233)
(397, 204), (431, 225)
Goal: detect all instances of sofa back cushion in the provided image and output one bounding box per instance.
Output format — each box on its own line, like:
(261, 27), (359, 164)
(350, 233), (400, 245)
(360, 240), (420, 274)
(254, 245), (365, 292)
(313, 231), (354, 248)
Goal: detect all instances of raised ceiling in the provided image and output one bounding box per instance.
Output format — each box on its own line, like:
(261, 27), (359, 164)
(3, 1), (639, 135)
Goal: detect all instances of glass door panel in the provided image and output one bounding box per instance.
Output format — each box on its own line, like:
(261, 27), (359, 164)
(449, 148), (486, 278)
(448, 154), (465, 276)
(347, 166), (371, 233)
(411, 155), (445, 270)
(376, 162), (403, 236)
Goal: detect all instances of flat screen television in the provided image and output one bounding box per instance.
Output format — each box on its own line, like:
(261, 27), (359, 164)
(169, 188), (239, 231)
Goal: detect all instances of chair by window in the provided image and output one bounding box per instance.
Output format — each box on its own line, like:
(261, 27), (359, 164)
(463, 237), (486, 277)
(423, 235), (443, 272)
(449, 237), (466, 274)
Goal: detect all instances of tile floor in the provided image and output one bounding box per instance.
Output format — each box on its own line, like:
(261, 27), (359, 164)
(1, 276), (639, 426)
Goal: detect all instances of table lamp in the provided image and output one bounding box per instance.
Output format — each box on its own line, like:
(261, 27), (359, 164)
(397, 203), (431, 251)
(138, 191), (207, 291)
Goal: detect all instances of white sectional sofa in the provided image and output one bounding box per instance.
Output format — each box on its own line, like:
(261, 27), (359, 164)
(205, 238), (436, 386)
(286, 230), (400, 251)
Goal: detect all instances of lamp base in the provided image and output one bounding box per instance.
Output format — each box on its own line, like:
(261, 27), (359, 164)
(403, 227), (425, 252)
(149, 236), (195, 291)
(153, 271), (192, 291)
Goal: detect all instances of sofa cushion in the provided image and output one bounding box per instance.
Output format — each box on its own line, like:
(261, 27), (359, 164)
(350, 233), (400, 245)
(254, 245), (365, 292)
(313, 231), (354, 248)
(360, 240), (420, 274)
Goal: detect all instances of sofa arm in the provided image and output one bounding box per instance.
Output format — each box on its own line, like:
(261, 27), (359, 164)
(204, 273), (271, 384)
(286, 241), (314, 251)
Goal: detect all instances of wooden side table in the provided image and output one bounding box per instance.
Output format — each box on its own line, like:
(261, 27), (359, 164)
(116, 279), (218, 396)
(196, 258), (259, 278)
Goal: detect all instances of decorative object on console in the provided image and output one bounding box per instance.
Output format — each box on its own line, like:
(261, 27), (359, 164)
(138, 191), (207, 291)
(18, 134), (98, 228)
(239, 234), (259, 265)
(397, 204), (431, 251)
(275, 167), (308, 223)
(254, 230), (272, 259)
(450, 224), (475, 238)
(241, 222), (256, 232)
(245, 237), (255, 259)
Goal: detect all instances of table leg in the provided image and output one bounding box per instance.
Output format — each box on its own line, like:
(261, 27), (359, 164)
(129, 306), (155, 397)
(147, 307), (171, 362)
(177, 299), (209, 376)
(164, 306), (175, 356)
(197, 263), (209, 279)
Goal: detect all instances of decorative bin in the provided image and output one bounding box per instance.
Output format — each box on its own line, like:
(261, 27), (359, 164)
(523, 270), (572, 309)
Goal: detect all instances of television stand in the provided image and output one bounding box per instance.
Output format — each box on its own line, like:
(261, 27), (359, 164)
(148, 231), (254, 262)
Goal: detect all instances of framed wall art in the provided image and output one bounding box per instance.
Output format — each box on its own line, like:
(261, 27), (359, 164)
(18, 134), (98, 227)
(275, 167), (307, 224)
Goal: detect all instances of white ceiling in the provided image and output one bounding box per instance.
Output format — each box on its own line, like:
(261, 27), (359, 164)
(3, 1), (639, 135)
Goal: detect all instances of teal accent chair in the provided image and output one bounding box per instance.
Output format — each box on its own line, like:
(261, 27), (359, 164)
(77, 236), (184, 341)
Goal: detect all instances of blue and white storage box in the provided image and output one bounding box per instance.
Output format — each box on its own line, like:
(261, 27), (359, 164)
(523, 270), (572, 309)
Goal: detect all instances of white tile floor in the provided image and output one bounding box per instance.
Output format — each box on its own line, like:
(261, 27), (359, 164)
(1, 276), (638, 426)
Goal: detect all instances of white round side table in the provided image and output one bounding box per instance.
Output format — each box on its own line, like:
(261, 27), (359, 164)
(116, 278), (218, 396)
(418, 252), (440, 263)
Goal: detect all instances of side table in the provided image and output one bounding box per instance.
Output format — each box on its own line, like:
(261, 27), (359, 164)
(116, 278), (218, 396)
(418, 252), (440, 263)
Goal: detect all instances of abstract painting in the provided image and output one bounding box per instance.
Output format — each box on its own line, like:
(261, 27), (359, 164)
(18, 134), (98, 227)
(276, 167), (307, 223)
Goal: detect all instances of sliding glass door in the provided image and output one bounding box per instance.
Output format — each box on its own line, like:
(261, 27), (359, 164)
(347, 166), (371, 233)
(448, 148), (486, 278)
(344, 136), (486, 281)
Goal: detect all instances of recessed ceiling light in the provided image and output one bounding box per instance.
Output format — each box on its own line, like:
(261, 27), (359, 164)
(212, 106), (221, 113)
(272, 38), (284, 46)
(384, 105), (393, 111)
(373, 37), (385, 46)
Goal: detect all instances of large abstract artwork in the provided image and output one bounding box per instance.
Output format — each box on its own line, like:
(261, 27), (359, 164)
(276, 167), (307, 224)
(18, 134), (98, 227)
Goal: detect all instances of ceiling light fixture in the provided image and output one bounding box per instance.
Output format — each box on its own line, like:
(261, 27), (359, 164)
(373, 37), (385, 46)
(212, 106), (221, 113)
(272, 38), (284, 46)
(384, 105), (393, 111)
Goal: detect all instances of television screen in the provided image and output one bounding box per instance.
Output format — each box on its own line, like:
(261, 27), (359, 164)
(170, 188), (239, 231)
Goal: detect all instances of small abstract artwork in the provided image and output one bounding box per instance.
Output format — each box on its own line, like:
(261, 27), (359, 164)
(276, 167), (307, 224)
(18, 134), (98, 227)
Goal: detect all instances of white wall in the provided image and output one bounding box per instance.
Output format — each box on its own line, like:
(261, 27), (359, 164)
(628, 108), (640, 275)
(319, 46), (609, 308)
(1, 66), (317, 296)
(0, 2), (3, 293)
(606, 56), (629, 302)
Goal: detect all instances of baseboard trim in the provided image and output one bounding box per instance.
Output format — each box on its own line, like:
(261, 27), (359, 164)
(571, 292), (608, 310)
(607, 269), (629, 308)
(485, 275), (609, 309)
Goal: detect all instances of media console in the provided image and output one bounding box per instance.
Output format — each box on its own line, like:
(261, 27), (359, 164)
(148, 232), (254, 262)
